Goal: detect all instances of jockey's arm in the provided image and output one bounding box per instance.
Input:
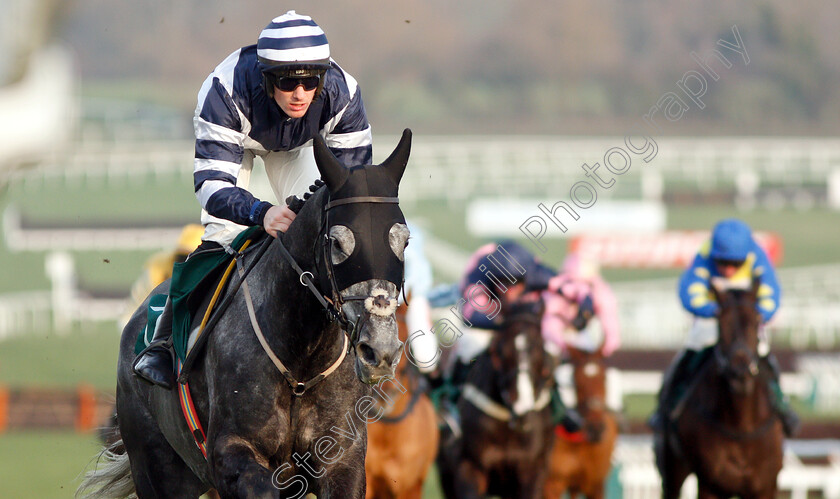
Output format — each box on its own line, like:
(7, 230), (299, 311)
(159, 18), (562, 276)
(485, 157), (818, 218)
(194, 75), (278, 230)
(678, 253), (719, 318)
(320, 69), (373, 167)
(592, 278), (621, 356)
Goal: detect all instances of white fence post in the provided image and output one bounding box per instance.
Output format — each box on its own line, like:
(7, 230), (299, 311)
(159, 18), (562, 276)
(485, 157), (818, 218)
(44, 251), (75, 335)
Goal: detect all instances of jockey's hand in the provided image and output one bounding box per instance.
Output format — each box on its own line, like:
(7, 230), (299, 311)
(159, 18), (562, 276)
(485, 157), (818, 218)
(263, 204), (296, 237)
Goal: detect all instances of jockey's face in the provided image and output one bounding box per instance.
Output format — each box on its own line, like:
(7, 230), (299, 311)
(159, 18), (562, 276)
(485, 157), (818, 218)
(714, 258), (744, 278)
(504, 282), (528, 303)
(274, 83), (316, 118)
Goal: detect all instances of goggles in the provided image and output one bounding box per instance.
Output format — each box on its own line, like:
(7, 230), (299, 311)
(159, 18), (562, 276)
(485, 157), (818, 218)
(714, 258), (744, 268)
(270, 74), (320, 92)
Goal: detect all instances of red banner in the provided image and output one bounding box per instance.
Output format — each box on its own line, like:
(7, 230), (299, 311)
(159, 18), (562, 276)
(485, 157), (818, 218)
(568, 231), (783, 269)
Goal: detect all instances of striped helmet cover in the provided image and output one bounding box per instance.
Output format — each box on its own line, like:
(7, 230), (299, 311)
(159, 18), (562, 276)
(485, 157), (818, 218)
(257, 11), (331, 71)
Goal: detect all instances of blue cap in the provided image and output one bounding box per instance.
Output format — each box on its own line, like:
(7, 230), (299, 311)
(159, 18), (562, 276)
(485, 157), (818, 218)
(709, 219), (752, 262)
(464, 240), (556, 294)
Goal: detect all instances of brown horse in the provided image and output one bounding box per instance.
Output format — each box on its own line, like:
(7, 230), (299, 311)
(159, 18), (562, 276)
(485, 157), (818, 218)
(654, 280), (783, 499)
(365, 298), (439, 499)
(437, 295), (556, 499)
(544, 346), (618, 499)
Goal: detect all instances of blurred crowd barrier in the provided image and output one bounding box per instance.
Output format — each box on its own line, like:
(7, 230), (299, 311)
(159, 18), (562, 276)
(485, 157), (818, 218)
(613, 436), (840, 499)
(7, 135), (840, 209)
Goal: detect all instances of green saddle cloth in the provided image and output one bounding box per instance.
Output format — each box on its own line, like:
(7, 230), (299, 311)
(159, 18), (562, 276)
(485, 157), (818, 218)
(670, 346), (715, 411)
(134, 293), (168, 355)
(134, 226), (264, 362)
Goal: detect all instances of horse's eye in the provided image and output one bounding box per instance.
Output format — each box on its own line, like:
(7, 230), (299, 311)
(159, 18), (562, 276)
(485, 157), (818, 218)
(389, 223), (409, 261)
(329, 225), (354, 264)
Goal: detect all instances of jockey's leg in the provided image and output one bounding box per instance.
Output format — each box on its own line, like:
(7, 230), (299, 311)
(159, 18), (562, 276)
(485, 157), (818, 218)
(550, 386), (583, 433)
(648, 349), (696, 431)
(762, 352), (801, 437)
(132, 296), (176, 389)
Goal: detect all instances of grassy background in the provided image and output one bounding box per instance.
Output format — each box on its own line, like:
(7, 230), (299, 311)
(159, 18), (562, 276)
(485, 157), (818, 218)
(1, 167), (838, 497)
(0, 323), (119, 390)
(0, 431), (103, 499)
(4, 169), (840, 294)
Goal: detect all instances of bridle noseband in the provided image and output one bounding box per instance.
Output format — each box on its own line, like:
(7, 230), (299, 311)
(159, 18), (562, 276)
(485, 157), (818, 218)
(281, 193), (404, 347)
(245, 192), (404, 397)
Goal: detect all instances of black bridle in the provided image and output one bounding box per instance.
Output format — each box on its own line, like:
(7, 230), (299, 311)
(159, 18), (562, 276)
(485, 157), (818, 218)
(288, 192), (404, 346)
(178, 192), (403, 384)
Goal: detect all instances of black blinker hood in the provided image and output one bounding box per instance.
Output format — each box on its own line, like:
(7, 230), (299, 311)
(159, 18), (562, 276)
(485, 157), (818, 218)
(314, 129), (411, 294)
(327, 184), (405, 292)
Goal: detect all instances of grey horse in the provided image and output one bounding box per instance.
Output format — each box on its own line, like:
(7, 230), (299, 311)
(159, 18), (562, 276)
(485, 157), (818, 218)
(79, 130), (413, 498)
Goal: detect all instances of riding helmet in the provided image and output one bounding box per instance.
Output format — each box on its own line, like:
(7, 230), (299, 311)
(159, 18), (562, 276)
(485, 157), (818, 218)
(709, 218), (753, 262)
(257, 11), (331, 97)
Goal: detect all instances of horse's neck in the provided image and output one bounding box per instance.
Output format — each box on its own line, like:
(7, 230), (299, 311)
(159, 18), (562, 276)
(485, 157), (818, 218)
(575, 380), (605, 414)
(712, 372), (774, 429)
(250, 203), (341, 375)
(471, 353), (504, 402)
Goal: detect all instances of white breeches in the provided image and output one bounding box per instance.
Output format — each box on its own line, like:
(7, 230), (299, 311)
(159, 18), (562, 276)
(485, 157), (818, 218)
(201, 146), (320, 246)
(686, 317), (770, 357)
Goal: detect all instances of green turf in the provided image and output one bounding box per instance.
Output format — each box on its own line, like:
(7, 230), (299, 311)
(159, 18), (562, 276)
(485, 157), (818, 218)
(3, 168), (840, 296)
(5, 171), (197, 224)
(0, 322), (119, 391)
(0, 431), (102, 499)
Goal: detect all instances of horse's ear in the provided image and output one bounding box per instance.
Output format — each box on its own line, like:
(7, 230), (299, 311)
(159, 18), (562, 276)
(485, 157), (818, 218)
(313, 133), (348, 192)
(379, 128), (412, 186)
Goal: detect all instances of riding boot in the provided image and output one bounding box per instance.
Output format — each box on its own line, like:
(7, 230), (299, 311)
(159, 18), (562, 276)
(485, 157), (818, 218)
(648, 349), (695, 431)
(763, 353), (801, 437)
(550, 388), (583, 433)
(132, 297), (176, 390)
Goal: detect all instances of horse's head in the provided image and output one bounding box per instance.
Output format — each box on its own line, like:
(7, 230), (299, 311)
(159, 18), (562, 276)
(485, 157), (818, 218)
(312, 130), (411, 385)
(489, 294), (555, 427)
(567, 346), (608, 443)
(711, 278), (762, 395)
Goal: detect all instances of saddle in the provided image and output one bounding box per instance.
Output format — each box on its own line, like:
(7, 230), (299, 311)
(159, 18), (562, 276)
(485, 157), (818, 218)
(134, 227), (268, 364)
(668, 347), (716, 423)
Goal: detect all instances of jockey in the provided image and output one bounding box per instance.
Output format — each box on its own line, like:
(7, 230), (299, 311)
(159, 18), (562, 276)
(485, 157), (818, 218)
(134, 11), (373, 389)
(649, 218), (799, 436)
(442, 240), (583, 433)
(541, 252), (623, 417)
(541, 252), (621, 357)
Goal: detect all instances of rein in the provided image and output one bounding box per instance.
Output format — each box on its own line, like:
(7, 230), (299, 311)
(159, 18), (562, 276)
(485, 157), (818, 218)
(180, 193), (402, 391)
(462, 383), (551, 422)
(242, 275), (348, 396)
(178, 234), (274, 383)
(239, 193), (402, 396)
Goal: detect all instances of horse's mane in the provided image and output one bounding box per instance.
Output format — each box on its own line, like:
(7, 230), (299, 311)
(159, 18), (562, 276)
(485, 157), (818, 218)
(285, 178), (326, 215)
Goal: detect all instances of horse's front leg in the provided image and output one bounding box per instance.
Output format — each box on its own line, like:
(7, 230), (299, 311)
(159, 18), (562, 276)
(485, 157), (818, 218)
(318, 464), (367, 499)
(453, 458), (487, 499)
(211, 437), (282, 499)
(696, 484), (726, 499)
(516, 464), (548, 499)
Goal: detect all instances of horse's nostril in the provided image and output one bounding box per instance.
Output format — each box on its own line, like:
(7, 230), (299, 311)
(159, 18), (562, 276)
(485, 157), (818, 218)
(357, 343), (379, 366)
